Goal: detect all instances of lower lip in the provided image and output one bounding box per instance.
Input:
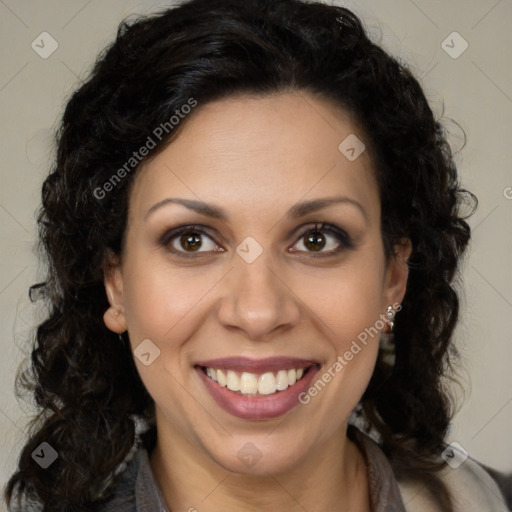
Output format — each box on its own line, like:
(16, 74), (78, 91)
(196, 366), (319, 420)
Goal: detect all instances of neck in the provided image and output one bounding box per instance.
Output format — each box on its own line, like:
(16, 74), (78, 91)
(149, 418), (370, 512)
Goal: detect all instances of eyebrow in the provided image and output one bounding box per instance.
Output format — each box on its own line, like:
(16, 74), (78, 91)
(145, 196), (368, 223)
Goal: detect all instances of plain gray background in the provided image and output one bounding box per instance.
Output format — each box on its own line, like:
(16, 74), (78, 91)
(1, 0), (511, 508)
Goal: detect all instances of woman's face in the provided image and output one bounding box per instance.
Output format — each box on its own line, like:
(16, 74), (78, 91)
(104, 91), (410, 475)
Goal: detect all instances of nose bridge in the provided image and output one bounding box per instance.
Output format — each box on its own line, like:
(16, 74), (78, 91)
(216, 247), (300, 340)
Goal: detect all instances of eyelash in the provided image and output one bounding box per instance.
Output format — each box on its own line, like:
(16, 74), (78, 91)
(159, 222), (354, 259)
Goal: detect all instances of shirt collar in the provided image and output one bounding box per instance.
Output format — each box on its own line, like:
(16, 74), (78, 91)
(135, 448), (171, 512)
(348, 424), (407, 512)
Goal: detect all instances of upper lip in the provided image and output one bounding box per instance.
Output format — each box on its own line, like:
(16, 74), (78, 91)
(195, 357), (319, 374)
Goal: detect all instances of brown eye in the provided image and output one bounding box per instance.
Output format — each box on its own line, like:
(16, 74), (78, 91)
(160, 224), (221, 257)
(303, 231), (326, 252)
(179, 232), (203, 252)
(291, 222), (353, 256)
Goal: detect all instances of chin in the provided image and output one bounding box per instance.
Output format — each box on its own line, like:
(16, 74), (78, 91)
(204, 435), (309, 476)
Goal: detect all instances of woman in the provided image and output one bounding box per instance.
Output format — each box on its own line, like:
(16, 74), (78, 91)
(4, 0), (511, 511)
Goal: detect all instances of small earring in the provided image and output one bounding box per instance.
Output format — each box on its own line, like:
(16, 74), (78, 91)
(380, 305), (398, 366)
(385, 305), (395, 332)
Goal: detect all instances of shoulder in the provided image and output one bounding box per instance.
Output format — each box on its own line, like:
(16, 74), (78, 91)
(96, 449), (140, 512)
(97, 444), (170, 512)
(348, 424), (511, 512)
(398, 456), (512, 512)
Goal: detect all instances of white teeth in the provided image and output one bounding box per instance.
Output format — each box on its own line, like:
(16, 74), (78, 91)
(217, 369), (227, 387)
(240, 372), (258, 394)
(258, 372), (277, 395)
(226, 370), (240, 392)
(276, 370), (289, 391)
(205, 366), (309, 396)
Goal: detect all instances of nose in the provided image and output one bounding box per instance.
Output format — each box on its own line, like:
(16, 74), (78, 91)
(216, 253), (301, 342)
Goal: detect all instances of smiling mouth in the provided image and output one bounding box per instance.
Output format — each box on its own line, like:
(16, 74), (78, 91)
(200, 365), (314, 396)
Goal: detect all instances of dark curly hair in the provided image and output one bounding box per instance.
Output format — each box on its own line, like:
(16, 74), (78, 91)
(5, 0), (476, 510)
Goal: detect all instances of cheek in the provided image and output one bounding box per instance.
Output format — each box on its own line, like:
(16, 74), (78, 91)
(299, 276), (382, 433)
(120, 257), (207, 430)
(122, 255), (217, 343)
(293, 245), (385, 411)
(301, 254), (386, 347)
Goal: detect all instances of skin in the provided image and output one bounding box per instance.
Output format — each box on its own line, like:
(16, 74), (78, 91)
(103, 91), (412, 512)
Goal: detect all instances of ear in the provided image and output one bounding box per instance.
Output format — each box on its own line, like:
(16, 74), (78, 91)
(103, 250), (127, 334)
(382, 238), (412, 309)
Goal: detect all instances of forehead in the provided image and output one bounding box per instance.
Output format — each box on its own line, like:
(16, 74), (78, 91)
(129, 91), (380, 224)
